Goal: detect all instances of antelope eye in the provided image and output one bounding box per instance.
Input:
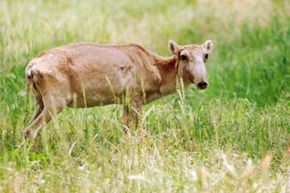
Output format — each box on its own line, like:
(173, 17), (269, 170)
(180, 54), (188, 61)
(204, 54), (208, 60)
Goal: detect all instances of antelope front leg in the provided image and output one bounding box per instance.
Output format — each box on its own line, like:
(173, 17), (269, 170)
(123, 105), (130, 133)
(122, 92), (143, 132)
(132, 92), (143, 128)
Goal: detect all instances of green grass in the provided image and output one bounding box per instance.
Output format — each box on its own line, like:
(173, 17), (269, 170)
(0, 0), (289, 192)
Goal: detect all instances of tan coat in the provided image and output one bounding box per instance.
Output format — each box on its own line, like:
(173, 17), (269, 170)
(24, 40), (213, 139)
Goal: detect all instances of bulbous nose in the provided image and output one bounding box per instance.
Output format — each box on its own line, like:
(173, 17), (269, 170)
(197, 81), (208, 89)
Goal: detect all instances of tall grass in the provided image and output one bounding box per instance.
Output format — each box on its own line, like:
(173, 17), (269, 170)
(0, 0), (289, 192)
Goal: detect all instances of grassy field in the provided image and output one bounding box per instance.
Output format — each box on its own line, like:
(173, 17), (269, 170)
(0, 0), (289, 192)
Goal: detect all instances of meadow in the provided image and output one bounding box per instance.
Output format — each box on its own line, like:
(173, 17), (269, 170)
(0, 0), (289, 192)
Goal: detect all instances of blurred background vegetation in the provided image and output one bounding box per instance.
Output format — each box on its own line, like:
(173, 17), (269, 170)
(0, 0), (289, 192)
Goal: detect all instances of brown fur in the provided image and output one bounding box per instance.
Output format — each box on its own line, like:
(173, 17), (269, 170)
(24, 40), (213, 139)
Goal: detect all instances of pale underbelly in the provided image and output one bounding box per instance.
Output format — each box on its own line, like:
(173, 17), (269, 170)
(67, 92), (124, 108)
(66, 90), (163, 108)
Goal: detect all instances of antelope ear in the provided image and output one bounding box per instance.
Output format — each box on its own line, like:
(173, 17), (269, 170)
(203, 40), (214, 54)
(168, 40), (180, 55)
